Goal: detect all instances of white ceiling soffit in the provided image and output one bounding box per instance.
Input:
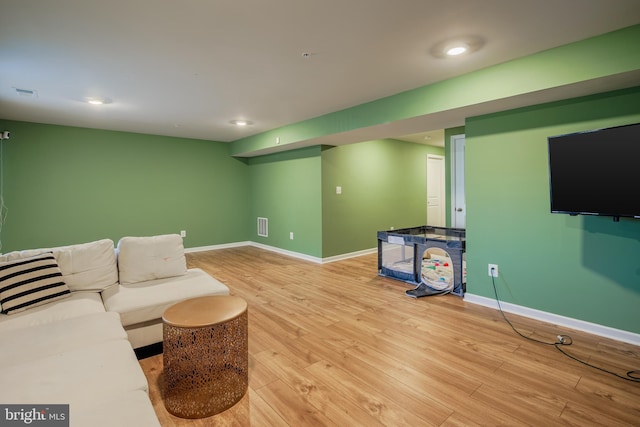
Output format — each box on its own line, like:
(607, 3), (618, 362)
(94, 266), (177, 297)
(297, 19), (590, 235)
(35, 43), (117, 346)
(236, 69), (640, 157)
(1, 0), (639, 143)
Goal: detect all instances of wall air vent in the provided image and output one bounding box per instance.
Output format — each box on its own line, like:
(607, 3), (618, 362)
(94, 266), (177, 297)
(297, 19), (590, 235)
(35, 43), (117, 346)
(257, 217), (268, 237)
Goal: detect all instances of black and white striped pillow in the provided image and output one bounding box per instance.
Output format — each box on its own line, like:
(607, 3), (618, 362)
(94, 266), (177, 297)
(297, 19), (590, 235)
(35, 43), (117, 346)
(0, 252), (71, 315)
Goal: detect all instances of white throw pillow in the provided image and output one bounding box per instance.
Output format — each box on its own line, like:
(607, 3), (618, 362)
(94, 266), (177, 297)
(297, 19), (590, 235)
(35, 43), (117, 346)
(117, 234), (187, 285)
(54, 239), (118, 292)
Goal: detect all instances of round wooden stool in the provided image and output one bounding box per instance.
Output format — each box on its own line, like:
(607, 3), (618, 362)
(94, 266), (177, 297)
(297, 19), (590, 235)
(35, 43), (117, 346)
(162, 295), (248, 418)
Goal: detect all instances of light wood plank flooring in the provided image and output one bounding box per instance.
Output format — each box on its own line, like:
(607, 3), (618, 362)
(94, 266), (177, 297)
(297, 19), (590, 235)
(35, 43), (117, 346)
(139, 246), (640, 426)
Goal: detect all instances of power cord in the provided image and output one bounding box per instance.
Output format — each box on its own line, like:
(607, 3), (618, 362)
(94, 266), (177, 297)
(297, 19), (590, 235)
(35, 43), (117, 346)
(490, 269), (640, 382)
(0, 137), (7, 252)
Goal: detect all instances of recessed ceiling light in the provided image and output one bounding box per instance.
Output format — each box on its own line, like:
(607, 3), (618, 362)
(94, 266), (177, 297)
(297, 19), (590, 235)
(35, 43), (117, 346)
(86, 97), (112, 105)
(230, 120), (253, 126)
(430, 36), (484, 59)
(445, 44), (468, 56)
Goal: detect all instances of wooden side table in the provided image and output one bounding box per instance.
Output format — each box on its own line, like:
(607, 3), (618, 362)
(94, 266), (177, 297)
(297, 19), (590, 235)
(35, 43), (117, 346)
(162, 295), (248, 418)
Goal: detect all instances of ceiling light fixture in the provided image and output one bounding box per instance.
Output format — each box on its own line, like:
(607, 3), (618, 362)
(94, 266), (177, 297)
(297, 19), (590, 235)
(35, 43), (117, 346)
(445, 44), (468, 56)
(430, 36), (484, 59)
(230, 120), (253, 126)
(85, 97), (112, 105)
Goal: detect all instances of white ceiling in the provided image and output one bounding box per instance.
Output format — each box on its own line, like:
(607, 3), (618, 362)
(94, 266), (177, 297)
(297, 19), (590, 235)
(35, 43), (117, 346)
(1, 0), (639, 144)
(396, 130), (445, 148)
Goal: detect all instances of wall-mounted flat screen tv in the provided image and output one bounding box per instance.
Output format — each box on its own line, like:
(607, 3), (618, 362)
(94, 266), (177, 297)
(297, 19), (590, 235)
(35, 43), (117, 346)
(547, 122), (640, 220)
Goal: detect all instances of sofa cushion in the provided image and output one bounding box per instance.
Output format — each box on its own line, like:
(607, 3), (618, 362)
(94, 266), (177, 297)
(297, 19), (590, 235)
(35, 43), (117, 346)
(0, 239), (118, 292)
(0, 291), (106, 334)
(73, 390), (161, 427)
(0, 312), (127, 367)
(0, 253), (71, 315)
(117, 234), (187, 285)
(102, 268), (229, 327)
(0, 339), (149, 405)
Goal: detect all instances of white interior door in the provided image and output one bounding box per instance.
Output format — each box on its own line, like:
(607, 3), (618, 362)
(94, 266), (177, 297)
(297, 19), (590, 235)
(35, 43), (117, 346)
(451, 134), (466, 229)
(427, 154), (445, 227)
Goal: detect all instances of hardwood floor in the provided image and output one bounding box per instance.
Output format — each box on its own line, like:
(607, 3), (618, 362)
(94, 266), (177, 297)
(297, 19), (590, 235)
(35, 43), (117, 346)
(139, 246), (640, 426)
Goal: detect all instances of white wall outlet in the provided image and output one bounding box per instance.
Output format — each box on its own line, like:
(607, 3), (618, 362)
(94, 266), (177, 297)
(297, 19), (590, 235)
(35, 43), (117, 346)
(276, 136), (280, 145)
(488, 264), (498, 277)
(290, 232), (294, 240)
(336, 186), (342, 195)
(180, 230), (186, 238)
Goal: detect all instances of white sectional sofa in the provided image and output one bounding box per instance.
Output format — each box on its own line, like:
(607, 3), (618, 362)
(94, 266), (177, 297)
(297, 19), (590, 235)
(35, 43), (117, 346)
(0, 234), (230, 427)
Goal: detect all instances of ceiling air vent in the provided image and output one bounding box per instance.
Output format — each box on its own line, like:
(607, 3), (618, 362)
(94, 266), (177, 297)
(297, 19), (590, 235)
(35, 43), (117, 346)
(257, 217), (268, 237)
(14, 88), (38, 98)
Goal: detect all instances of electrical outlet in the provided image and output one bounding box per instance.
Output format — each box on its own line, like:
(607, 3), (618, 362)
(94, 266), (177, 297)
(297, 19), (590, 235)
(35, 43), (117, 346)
(289, 232), (294, 240)
(488, 264), (498, 277)
(180, 230), (186, 238)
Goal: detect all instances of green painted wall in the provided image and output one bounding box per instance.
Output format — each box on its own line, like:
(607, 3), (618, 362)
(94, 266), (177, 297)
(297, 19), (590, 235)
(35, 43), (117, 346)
(0, 120), (437, 260)
(247, 146), (323, 258)
(465, 87), (640, 333)
(321, 139), (444, 258)
(0, 120), (250, 252)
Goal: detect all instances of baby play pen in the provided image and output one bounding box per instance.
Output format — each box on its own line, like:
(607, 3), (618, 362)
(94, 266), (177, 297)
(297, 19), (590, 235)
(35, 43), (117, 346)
(377, 226), (466, 297)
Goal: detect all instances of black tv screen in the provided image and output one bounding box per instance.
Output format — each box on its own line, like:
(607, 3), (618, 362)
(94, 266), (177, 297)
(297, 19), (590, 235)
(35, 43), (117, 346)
(547, 122), (640, 219)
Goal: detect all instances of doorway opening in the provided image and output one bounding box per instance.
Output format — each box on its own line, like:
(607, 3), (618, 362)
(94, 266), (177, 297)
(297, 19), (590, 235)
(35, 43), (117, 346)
(427, 154), (445, 226)
(451, 134), (466, 229)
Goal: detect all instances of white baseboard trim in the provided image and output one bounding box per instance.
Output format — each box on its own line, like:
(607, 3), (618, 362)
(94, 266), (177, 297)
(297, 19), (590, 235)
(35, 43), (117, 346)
(186, 241), (377, 264)
(184, 241), (251, 253)
(248, 242), (324, 264)
(322, 247), (378, 263)
(246, 243), (377, 264)
(464, 293), (640, 346)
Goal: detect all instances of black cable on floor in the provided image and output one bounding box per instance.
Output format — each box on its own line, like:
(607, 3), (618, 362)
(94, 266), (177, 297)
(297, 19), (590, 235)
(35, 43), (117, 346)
(490, 272), (640, 383)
